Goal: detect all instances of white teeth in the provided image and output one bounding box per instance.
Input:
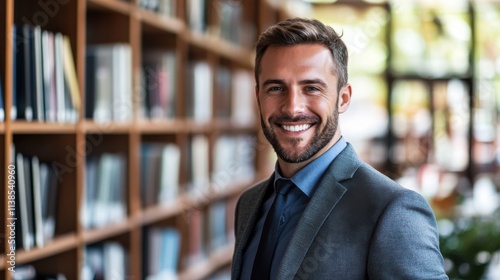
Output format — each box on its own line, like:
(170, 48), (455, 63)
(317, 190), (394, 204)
(282, 124), (311, 132)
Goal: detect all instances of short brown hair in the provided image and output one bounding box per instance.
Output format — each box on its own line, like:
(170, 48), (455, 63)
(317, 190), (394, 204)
(255, 18), (348, 91)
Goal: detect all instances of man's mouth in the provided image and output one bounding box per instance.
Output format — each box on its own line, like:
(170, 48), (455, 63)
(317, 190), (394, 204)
(281, 124), (312, 132)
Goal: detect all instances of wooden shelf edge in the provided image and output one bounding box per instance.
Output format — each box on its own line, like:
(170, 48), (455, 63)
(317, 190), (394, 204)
(81, 219), (133, 244)
(86, 0), (133, 15)
(15, 233), (78, 264)
(137, 8), (185, 34)
(10, 121), (78, 134)
(178, 243), (234, 280)
(138, 181), (252, 226)
(81, 120), (132, 134)
(184, 31), (254, 67)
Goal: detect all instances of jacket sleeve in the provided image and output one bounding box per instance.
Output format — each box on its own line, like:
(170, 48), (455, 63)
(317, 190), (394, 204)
(367, 189), (449, 280)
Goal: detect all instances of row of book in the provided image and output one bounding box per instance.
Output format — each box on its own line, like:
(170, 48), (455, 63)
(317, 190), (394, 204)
(141, 143), (180, 208)
(14, 151), (59, 250)
(185, 62), (256, 124)
(81, 153), (127, 229)
(85, 44), (133, 123)
(12, 24), (80, 123)
(186, 199), (233, 266)
(214, 68), (256, 125)
(139, 0), (177, 17)
(11, 266), (66, 280)
(141, 135), (256, 207)
(12, 198), (233, 279)
(140, 50), (177, 120)
(81, 242), (126, 280)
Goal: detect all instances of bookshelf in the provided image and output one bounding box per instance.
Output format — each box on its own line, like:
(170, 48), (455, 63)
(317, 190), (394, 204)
(1, 0), (289, 279)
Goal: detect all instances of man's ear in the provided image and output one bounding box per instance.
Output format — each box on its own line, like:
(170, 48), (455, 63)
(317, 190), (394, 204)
(338, 83), (352, 113)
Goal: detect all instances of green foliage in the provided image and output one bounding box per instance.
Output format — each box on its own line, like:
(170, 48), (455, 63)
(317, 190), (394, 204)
(439, 209), (500, 279)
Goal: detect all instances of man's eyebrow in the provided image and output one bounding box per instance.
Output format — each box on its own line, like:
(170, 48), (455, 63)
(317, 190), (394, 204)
(299, 79), (328, 88)
(262, 79), (285, 87)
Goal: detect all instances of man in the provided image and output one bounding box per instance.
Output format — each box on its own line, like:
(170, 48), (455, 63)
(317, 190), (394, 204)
(231, 18), (448, 280)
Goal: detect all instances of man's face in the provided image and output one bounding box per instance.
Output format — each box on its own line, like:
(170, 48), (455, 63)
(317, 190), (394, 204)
(256, 44), (350, 163)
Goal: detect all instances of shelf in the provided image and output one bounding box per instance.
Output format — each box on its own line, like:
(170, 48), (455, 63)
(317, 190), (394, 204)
(81, 219), (133, 244)
(178, 243), (234, 280)
(2, 0), (272, 278)
(86, 0), (133, 15)
(15, 233), (78, 265)
(10, 121), (78, 134)
(138, 8), (185, 34)
(81, 120), (132, 134)
(185, 31), (254, 67)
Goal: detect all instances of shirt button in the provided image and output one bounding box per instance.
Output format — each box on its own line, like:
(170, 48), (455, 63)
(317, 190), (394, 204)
(280, 215), (286, 224)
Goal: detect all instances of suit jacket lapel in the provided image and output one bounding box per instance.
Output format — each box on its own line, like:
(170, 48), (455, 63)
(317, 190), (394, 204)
(276, 144), (362, 279)
(232, 176), (273, 279)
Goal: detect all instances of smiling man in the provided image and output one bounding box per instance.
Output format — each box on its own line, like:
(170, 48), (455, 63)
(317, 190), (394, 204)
(230, 18), (448, 280)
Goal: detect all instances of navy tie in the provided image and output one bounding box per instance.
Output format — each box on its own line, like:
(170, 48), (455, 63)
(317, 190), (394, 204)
(252, 179), (293, 279)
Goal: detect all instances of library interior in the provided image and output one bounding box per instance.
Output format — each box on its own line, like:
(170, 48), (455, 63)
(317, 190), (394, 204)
(1, 0), (500, 279)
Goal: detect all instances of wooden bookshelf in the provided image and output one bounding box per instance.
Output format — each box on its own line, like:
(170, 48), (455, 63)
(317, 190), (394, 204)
(0, 0), (287, 279)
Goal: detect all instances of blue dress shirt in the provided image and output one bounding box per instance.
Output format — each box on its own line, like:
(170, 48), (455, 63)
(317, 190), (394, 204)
(241, 137), (347, 280)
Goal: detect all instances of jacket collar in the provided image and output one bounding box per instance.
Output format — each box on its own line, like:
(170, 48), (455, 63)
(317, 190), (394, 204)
(276, 143), (362, 279)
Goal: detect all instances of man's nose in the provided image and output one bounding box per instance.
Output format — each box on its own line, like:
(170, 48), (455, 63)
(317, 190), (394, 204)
(281, 87), (306, 116)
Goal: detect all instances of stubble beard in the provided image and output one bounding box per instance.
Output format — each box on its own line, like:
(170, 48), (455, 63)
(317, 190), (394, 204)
(261, 106), (339, 163)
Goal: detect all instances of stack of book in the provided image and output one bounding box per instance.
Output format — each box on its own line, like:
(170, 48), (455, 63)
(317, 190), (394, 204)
(12, 24), (80, 123)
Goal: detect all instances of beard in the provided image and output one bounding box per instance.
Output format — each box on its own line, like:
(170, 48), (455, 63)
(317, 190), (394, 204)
(261, 105), (339, 163)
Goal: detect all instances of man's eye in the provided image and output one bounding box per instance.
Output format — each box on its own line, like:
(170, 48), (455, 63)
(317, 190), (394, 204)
(305, 86), (319, 92)
(268, 86), (284, 92)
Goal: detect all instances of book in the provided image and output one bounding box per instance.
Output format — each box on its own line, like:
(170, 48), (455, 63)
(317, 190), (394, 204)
(186, 0), (207, 33)
(214, 66), (232, 119)
(188, 135), (209, 192)
(31, 156), (44, 247)
(15, 24), (34, 121)
(62, 35), (80, 122)
(15, 153), (31, 250)
(33, 25), (44, 121)
(0, 76), (4, 121)
(158, 144), (180, 203)
(207, 200), (227, 252)
(231, 70), (255, 125)
(186, 61), (212, 122)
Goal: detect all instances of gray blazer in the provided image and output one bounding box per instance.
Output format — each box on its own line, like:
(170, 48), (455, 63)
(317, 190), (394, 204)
(231, 144), (449, 279)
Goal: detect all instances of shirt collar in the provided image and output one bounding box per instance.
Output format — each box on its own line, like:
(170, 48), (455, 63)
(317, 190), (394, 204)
(274, 137), (347, 197)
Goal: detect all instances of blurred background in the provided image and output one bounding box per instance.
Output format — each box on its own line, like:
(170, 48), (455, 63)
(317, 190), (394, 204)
(282, 0), (500, 279)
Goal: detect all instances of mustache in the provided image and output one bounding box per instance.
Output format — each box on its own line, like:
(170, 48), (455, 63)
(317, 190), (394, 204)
(269, 114), (320, 124)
